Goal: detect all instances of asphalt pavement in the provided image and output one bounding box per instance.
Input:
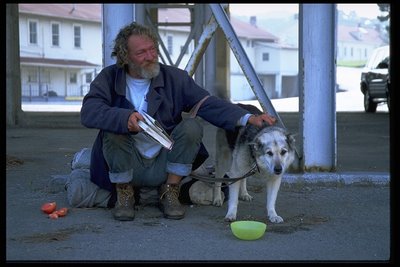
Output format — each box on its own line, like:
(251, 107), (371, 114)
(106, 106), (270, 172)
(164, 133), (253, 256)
(5, 109), (394, 262)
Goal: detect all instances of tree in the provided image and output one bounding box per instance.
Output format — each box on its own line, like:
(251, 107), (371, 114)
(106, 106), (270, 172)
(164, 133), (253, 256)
(377, 3), (390, 22)
(377, 4), (390, 41)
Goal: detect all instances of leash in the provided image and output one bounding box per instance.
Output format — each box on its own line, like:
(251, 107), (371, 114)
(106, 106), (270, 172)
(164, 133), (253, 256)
(189, 162), (259, 187)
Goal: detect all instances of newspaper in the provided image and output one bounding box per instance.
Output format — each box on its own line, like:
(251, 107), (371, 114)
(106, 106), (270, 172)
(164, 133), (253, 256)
(137, 112), (174, 150)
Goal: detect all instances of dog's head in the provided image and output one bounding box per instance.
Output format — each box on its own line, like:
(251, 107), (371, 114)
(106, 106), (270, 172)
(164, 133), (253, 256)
(249, 126), (295, 176)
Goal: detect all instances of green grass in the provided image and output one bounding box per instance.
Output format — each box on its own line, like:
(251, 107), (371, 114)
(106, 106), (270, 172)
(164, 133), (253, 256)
(65, 96), (83, 101)
(337, 60), (366, 68)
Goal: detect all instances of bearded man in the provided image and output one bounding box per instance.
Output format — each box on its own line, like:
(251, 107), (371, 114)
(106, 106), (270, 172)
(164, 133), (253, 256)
(80, 22), (275, 221)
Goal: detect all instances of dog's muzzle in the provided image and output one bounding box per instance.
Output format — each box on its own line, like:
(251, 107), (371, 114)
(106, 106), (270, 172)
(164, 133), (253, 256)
(274, 166), (283, 175)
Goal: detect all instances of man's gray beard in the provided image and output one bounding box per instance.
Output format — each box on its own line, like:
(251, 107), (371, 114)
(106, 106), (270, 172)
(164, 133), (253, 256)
(128, 61), (160, 79)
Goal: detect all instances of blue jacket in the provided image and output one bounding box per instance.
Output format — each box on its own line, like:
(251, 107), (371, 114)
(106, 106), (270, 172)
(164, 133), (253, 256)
(81, 63), (249, 203)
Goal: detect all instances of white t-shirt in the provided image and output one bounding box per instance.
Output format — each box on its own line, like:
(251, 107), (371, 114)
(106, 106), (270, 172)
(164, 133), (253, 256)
(126, 75), (162, 159)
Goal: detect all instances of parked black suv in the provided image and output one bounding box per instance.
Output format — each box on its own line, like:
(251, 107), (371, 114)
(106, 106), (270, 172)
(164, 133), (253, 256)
(360, 45), (390, 112)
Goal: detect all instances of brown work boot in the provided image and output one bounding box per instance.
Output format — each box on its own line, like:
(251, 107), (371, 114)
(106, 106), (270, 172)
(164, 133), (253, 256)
(159, 183), (186, 219)
(112, 183), (135, 221)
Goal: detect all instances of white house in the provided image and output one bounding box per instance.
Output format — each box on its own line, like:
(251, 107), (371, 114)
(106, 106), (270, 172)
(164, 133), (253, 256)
(157, 8), (298, 101)
(18, 4), (102, 100)
(18, 4), (298, 102)
(254, 12), (388, 65)
(229, 17), (298, 100)
(336, 24), (387, 63)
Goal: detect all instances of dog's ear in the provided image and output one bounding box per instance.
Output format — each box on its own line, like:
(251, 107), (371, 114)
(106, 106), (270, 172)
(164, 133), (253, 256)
(248, 141), (259, 151)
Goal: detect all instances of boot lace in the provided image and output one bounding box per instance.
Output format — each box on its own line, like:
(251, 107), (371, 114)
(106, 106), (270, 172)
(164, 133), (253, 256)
(160, 184), (180, 205)
(117, 184), (134, 207)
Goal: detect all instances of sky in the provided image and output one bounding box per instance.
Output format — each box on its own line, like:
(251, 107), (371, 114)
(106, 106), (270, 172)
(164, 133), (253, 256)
(229, 4), (382, 19)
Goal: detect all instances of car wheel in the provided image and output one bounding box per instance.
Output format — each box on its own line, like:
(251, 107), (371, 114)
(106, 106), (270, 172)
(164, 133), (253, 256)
(364, 91), (377, 113)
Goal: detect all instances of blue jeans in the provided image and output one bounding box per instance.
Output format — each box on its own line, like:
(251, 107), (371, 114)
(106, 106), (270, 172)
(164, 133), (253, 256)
(102, 118), (203, 187)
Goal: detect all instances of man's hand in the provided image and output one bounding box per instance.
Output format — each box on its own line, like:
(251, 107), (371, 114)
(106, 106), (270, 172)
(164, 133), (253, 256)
(247, 113), (276, 127)
(128, 112), (144, 132)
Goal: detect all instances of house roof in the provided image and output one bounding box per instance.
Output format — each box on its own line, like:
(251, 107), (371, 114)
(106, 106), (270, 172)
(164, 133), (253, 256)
(232, 17), (279, 42)
(338, 24), (385, 45)
(20, 57), (100, 69)
(18, 4), (279, 42)
(18, 4), (101, 23)
(157, 7), (279, 42)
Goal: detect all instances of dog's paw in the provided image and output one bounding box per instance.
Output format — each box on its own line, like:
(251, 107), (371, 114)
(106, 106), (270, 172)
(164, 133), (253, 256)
(224, 212), (237, 222)
(269, 215), (284, 223)
(224, 215), (236, 222)
(212, 198), (223, 207)
(239, 193), (253, 202)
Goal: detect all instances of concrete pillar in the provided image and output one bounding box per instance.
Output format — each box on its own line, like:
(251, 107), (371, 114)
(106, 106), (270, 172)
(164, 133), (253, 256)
(6, 4), (22, 126)
(102, 4), (136, 67)
(299, 4), (337, 171)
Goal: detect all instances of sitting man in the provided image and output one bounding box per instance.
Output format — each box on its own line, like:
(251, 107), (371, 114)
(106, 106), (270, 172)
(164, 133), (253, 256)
(80, 22), (276, 221)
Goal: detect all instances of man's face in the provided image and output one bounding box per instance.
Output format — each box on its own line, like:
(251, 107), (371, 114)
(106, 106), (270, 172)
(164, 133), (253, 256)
(127, 35), (160, 79)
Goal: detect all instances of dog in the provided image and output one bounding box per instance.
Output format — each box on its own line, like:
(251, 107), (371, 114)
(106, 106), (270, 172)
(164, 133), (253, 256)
(213, 104), (295, 223)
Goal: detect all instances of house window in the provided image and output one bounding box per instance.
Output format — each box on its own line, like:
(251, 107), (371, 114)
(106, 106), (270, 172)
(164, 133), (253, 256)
(85, 73), (93, 83)
(28, 20), (38, 45)
(262, 53), (269, 61)
(167, 35), (173, 55)
(69, 72), (77, 84)
(74, 25), (81, 48)
(350, 47), (354, 57)
(51, 23), (60, 46)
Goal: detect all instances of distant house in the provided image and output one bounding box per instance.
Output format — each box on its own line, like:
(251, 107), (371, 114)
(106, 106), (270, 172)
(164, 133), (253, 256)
(18, 4), (298, 102)
(18, 4), (102, 100)
(229, 17), (298, 100)
(336, 24), (387, 63)
(252, 13), (388, 65)
(157, 8), (298, 101)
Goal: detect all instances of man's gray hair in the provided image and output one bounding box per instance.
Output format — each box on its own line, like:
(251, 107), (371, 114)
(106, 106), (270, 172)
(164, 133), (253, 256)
(111, 22), (159, 68)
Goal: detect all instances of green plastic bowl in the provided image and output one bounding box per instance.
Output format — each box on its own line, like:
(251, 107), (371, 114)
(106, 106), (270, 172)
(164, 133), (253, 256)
(230, 220), (267, 240)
